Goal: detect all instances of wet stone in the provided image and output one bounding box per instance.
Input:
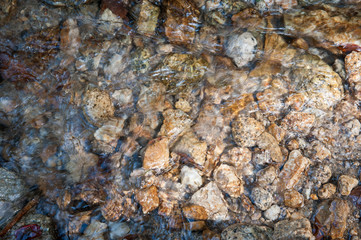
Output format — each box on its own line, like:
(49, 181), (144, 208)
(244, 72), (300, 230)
(190, 182), (229, 221)
(284, 189), (304, 208)
(82, 88), (115, 126)
(143, 137), (170, 171)
(232, 117), (265, 148)
(158, 109), (192, 143)
(256, 166), (277, 187)
(338, 175), (358, 196)
(136, 185), (160, 214)
(345, 51), (361, 100)
(264, 205), (281, 221)
(153, 53), (208, 93)
(180, 165), (203, 191)
(221, 224), (273, 240)
(136, 0), (159, 36)
(79, 220), (107, 240)
(164, 0), (200, 45)
(318, 183), (337, 199)
(278, 150), (310, 190)
(250, 187), (273, 211)
(273, 218), (314, 240)
(173, 131), (207, 166)
(109, 222), (130, 239)
(257, 132), (283, 163)
(281, 111), (315, 135)
(225, 32), (257, 68)
(213, 164), (243, 198)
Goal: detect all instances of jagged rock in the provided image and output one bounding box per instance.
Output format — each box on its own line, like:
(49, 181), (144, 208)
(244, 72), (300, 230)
(173, 131), (207, 166)
(182, 205), (208, 220)
(251, 187), (273, 211)
(190, 182), (229, 220)
(136, 0), (159, 36)
(136, 185), (160, 214)
(158, 109), (192, 143)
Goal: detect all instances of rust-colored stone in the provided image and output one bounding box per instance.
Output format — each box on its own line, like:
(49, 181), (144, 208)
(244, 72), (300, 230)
(135, 185), (160, 214)
(182, 205), (208, 220)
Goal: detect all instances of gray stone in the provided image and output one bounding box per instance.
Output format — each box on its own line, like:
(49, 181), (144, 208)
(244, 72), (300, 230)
(273, 218), (314, 240)
(221, 224), (273, 240)
(226, 32), (258, 68)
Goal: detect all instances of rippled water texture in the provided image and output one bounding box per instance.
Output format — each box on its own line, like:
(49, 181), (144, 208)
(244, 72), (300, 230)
(0, 0), (361, 239)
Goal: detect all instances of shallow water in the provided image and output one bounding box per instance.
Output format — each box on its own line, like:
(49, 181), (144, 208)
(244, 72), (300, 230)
(0, 0), (361, 239)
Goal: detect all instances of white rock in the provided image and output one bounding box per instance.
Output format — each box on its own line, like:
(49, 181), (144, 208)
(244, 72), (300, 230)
(109, 222), (130, 240)
(99, 8), (124, 34)
(180, 166), (203, 191)
(104, 51), (128, 76)
(226, 32), (257, 68)
(190, 182), (230, 221)
(264, 205), (281, 221)
(112, 89), (133, 106)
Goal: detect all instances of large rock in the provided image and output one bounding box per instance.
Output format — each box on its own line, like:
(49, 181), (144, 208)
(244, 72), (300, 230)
(143, 137), (170, 171)
(273, 218), (314, 240)
(190, 182), (229, 221)
(284, 9), (361, 53)
(164, 0), (200, 45)
(221, 224), (273, 240)
(225, 32), (257, 68)
(289, 54), (344, 110)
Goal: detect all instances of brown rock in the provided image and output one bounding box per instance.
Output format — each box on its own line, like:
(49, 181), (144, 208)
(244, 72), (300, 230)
(279, 150), (310, 190)
(101, 0), (128, 19)
(213, 164), (243, 198)
(281, 111), (315, 135)
(173, 131), (207, 166)
(256, 166), (277, 187)
(137, 0), (159, 36)
(285, 93), (306, 111)
(231, 8), (264, 30)
(338, 175), (359, 196)
(284, 9), (361, 53)
(273, 218), (314, 240)
(101, 198), (124, 221)
(318, 183), (336, 199)
(136, 185), (160, 214)
(143, 137), (170, 170)
(284, 189), (304, 208)
(267, 123), (286, 143)
(315, 199), (350, 239)
(164, 0), (200, 45)
(182, 205), (208, 220)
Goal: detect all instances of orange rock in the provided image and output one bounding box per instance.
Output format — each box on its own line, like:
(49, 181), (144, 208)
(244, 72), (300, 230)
(143, 137), (170, 170)
(182, 205), (208, 220)
(136, 185), (160, 214)
(164, 0), (200, 45)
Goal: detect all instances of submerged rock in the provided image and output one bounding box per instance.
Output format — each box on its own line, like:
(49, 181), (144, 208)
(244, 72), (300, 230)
(136, 185), (160, 214)
(273, 218), (314, 240)
(221, 224), (273, 240)
(136, 0), (159, 36)
(213, 164), (243, 198)
(82, 88), (115, 126)
(173, 131), (207, 166)
(284, 8), (361, 53)
(180, 165), (203, 191)
(190, 182), (229, 221)
(225, 32), (257, 68)
(153, 53), (208, 93)
(143, 137), (170, 171)
(345, 51), (361, 100)
(164, 0), (200, 45)
(232, 117), (265, 148)
(158, 109), (192, 143)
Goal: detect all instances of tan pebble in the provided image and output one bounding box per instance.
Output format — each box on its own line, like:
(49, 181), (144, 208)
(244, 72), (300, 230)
(287, 139), (299, 151)
(284, 189), (304, 208)
(338, 175), (359, 195)
(318, 183), (336, 199)
(310, 193), (318, 200)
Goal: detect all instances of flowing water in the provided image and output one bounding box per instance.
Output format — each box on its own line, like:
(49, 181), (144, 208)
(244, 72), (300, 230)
(0, 0), (361, 239)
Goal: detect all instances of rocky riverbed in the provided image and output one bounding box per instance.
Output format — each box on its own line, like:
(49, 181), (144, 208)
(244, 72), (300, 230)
(0, 0), (361, 239)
